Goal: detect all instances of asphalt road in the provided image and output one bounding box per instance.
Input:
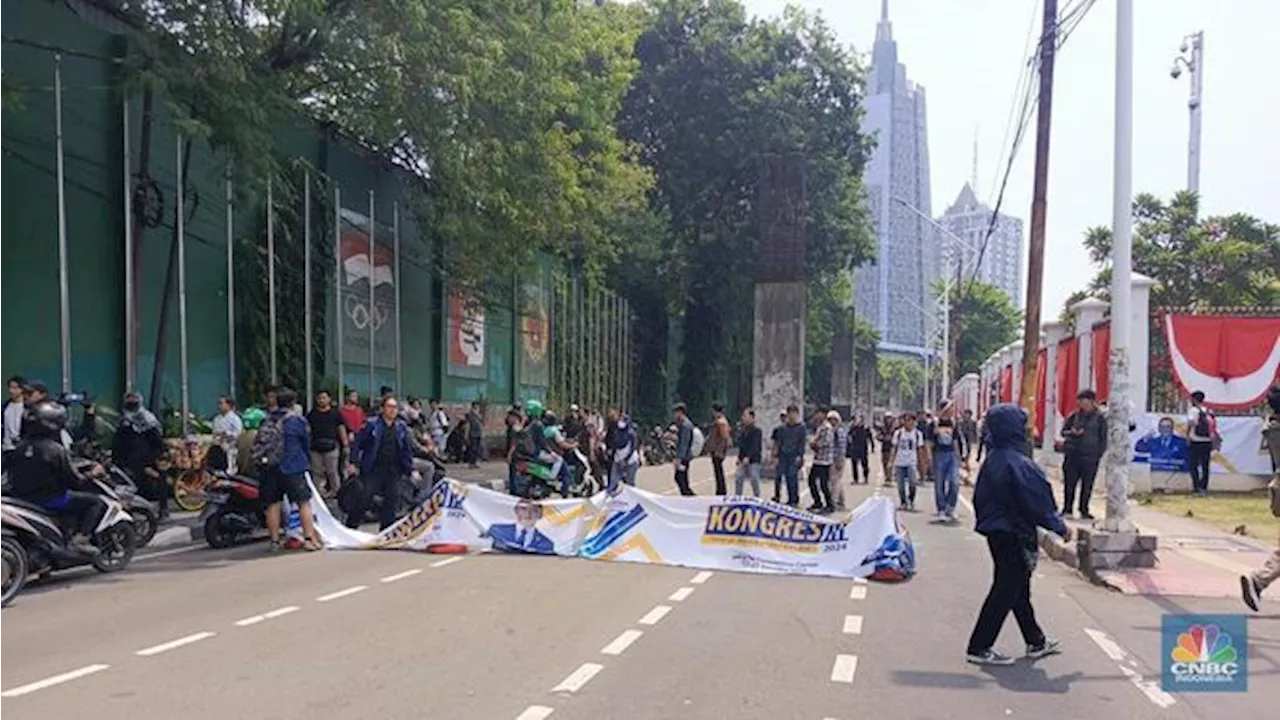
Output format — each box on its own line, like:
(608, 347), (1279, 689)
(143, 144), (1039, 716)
(2, 457), (1276, 719)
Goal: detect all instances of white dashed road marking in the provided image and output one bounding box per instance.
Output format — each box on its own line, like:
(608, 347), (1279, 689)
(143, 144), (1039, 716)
(638, 605), (672, 626)
(1, 664), (111, 698)
(848, 585), (867, 600)
(842, 615), (864, 635)
(135, 631), (216, 657)
(600, 629), (644, 656)
(430, 556), (464, 568)
(852, 577), (868, 584)
(551, 662), (604, 693)
(380, 568), (423, 583)
(690, 571), (713, 584)
(316, 585), (368, 602)
(668, 587), (695, 602)
(235, 605), (300, 627)
(516, 706), (555, 720)
(830, 654), (859, 683)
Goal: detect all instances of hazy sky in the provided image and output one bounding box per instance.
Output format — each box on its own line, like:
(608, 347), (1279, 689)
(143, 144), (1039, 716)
(740, 0), (1279, 316)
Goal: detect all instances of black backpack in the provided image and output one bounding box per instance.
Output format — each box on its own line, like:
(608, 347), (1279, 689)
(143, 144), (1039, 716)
(251, 415), (286, 469)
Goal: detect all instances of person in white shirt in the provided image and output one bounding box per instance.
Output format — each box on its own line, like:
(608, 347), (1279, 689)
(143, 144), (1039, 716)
(427, 398), (449, 454)
(2, 376), (27, 454)
(211, 395), (245, 474)
(892, 414), (926, 511)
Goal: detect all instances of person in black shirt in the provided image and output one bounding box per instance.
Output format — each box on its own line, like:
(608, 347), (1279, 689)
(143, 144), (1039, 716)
(769, 411), (787, 502)
(504, 405), (523, 494)
(775, 405), (807, 506)
(734, 408), (763, 496)
(307, 390), (348, 499)
(846, 415), (874, 484)
(464, 402), (484, 468)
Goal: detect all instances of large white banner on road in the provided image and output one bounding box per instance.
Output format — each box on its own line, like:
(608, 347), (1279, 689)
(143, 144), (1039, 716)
(312, 480), (914, 580)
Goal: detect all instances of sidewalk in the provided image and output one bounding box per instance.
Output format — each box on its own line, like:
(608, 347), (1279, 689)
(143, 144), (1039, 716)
(1035, 451), (1278, 602)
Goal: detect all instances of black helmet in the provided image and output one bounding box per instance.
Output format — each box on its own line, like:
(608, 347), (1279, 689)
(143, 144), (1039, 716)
(541, 411), (559, 427)
(27, 401), (68, 438)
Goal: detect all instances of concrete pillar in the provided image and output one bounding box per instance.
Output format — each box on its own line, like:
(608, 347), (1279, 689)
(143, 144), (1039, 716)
(1009, 341), (1024, 403)
(1071, 297), (1109, 394)
(830, 317), (854, 418)
(1042, 321), (1070, 445)
(1129, 273), (1157, 414)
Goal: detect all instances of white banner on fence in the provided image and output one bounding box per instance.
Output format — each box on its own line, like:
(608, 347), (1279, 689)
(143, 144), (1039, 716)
(311, 479), (910, 580)
(1131, 412), (1272, 476)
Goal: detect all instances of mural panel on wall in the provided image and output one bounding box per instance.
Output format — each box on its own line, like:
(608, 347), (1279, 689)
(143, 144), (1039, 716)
(446, 290), (487, 379)
(520, 282), (551, 388)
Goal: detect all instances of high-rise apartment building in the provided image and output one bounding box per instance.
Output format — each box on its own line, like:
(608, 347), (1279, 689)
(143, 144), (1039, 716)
(853, 1), (936, 357)
(937, 184), (1025, 309)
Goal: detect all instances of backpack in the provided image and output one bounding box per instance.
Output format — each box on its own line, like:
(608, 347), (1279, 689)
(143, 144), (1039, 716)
(251, 414), (286, 469)
(1194, 408), (1215, 439)
(690, 426), (706, 457)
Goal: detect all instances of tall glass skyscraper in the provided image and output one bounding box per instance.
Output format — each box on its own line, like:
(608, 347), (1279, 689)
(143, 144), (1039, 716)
(853, 1), (936, 358)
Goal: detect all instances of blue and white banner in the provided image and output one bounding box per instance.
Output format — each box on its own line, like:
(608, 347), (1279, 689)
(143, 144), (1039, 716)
(311, 480), (914, 580)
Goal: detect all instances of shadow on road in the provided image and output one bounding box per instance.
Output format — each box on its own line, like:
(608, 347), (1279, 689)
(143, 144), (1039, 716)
(892, 667), (1088, 694)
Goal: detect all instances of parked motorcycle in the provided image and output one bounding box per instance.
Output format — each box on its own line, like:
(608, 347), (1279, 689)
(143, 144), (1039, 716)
(199, 471), (267, 548)
(0, 520), (27, 604)
(1, 479), (137, 607)
(643, 425), (676, 466)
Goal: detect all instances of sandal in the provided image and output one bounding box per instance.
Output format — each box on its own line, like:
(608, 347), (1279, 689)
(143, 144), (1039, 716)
(302, 538), (323, 552)
(268, 537), (283, 553)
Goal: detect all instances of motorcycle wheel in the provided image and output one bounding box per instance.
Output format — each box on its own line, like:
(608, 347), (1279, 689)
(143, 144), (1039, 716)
(133, 506), (159, 547)
(203, 510), (234, 549)
(172, 469), (209, 512)
(91, 523), (138, 573)
(2, 536), (29, 608)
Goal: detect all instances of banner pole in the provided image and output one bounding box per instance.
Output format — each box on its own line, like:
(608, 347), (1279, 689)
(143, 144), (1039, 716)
(368, 190), (376, 401)
(267, 176), (278, 386)
(304, 170), (313, 403)
(394, 202), (402, 393)
(55, 54), (72, 393)
(123, 95), (135, 392)
(334, 187), (344, 399)
(225, 168), (236, 398)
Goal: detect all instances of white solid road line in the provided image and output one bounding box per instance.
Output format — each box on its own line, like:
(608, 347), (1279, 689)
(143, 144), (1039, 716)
(830, 654), (859, 683)
(600, 629), (644, 656)
(381, 568), (423, 583)
(690, 570), (713, 584)
(1083, 628), (1127, 661)
(551, 662), (604, 693)
(842, 615), (864, 635)
(515, 706), (555, 720)
(668, 586), (695, 602)
(234, 605), (299, 627)
(1, 664), (111, 698)
(135, 631), (216, 657)
(316, 585), (368, 602)
(638, 605), (673, 626)
(1084, 628), (1177, 709)
(957, 492), (975, 516)
(660, 476), (713, 496)
(848, 585), (867, 600)
(430, 556), (464, 568)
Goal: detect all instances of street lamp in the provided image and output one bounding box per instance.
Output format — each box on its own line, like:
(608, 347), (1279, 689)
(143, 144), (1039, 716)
(1170, 31), (1204, 196)
(892, 196), (982, 396)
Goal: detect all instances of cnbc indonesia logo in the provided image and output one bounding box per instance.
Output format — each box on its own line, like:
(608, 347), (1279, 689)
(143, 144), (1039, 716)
(1165, 621), (1244, 691)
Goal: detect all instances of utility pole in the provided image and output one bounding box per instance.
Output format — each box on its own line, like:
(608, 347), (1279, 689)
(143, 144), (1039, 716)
(1018, 0), (1057, 445)
(1103, 0), (1136, 533)
(1171, 31), (1204, 197)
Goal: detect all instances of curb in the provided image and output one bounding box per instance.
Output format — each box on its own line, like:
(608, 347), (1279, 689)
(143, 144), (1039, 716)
(1036, 528), (1123, 591)
(149, 524), (199, 549)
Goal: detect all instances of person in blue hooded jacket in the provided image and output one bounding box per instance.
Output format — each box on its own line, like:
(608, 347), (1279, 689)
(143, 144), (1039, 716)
(347, 394), (416, 530)
(965, 403), (1072, 666)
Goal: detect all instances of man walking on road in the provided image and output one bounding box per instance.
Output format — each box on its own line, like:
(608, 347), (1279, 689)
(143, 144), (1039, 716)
(966, 403), (1070, 665)
(1240, 471), (1280, 611)
(1186, 390), (1217, 496)
(257, 388), (322, 552)
(847, 414), (873, 485)
(348, 394), (416, 530)
(959, 408), (978, 484)
(707, 404), (732, 495)
(672, 403), (696, 496)
(776, 405), (806, 507)
(877, 414), (897, 487)
(1061, 390), (1107, 519)
(306, 390), (347, 500)
(828, 411), (847, 510)
(734, 408), (763, 497)
(808, 409), (834, 513)
(892, 414), (924, 511)
(930, 401), (966, 522)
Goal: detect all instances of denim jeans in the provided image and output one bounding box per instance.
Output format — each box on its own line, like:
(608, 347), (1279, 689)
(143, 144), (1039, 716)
(895, 465), (918, 507)
(734, 462), (762, 496)
(608, 463), (637, 492)
(933, 451), (959, 515)
(777, 456), (801, 505)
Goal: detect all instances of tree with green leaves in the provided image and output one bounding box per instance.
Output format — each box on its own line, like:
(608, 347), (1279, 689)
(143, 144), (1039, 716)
(877, 356), (923, 410)
(614, 0), (874, 416)
(938, 280), (1022, 378)
(1076, 191), (1280, 310)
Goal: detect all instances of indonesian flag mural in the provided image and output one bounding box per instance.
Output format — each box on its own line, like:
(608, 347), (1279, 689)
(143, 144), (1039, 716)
(340, 210), (394, 289)
(1163, 314), (1280, 410)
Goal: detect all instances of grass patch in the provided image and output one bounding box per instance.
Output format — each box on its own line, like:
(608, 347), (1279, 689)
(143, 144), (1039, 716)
(1138, 490), (1277, 538)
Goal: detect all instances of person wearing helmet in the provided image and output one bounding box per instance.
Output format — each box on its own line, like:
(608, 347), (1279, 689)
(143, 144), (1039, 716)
(2, 401), (105, 553)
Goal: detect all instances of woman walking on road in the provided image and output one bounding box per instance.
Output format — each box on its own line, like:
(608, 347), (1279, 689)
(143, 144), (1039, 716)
(965, 403), (1071, 665)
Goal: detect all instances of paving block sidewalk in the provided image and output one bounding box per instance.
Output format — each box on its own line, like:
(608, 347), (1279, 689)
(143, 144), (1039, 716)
(1034, 451), (1278, 601)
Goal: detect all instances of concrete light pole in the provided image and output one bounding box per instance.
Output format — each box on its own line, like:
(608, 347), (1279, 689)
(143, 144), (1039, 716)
(1170, 31), (1204, 197)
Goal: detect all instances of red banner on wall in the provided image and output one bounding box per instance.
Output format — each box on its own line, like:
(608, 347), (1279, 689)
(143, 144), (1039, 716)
(1164, 314), (1280, 409)
(1092, 322), (1111, 402)
(1035, 348), (1047, 441)
(1056, 337), (1079, 425)
(999, 366), (1013, 403)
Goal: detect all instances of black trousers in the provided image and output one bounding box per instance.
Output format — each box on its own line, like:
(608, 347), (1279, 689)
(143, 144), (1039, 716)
(1188, 442), (1212, 493)
(345, 469), (402, 530)
(967, 533), (1046, 654)
(1061, 452), (1100, 515)
(62, 491), (107, 537)
(849, 453), (870, 484)
(711, 456), (727, 495)
(674, 464), (694, 496)
(808, 464), (831, 509)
